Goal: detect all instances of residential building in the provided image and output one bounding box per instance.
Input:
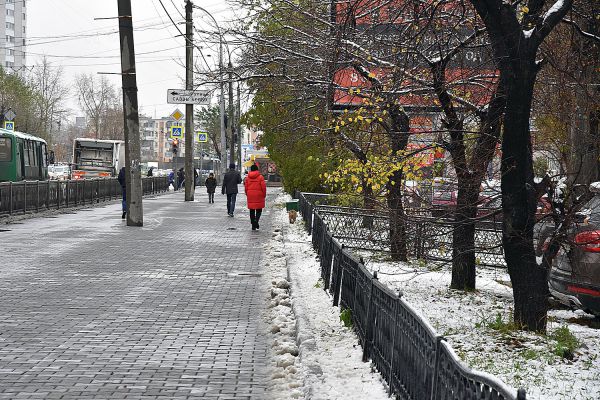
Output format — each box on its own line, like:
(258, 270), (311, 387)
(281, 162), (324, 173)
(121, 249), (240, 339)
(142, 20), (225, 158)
(1, 0), (26, 72)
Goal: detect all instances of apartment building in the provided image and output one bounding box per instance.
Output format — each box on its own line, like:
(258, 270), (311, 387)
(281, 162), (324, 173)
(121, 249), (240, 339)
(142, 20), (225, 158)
(1, 0), (26, 72)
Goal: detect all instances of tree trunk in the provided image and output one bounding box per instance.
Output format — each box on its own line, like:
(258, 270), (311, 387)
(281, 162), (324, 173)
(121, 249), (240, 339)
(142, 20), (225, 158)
(388, 168), (408, 261)
(450, 179), (479, 290)
(502, 68), (548, 332)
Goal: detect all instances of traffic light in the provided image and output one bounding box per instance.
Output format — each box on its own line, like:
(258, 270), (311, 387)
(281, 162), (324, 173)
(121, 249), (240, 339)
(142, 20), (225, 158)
(172, 138), (179, 155)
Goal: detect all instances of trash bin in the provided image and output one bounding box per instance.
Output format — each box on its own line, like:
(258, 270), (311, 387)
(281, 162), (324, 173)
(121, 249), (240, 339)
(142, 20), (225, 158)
(286, 200), (299, 211)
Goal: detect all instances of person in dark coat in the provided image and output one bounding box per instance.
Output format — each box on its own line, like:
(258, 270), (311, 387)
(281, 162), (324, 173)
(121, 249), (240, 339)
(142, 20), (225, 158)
(168, 169), (175, 189)
(117, 166), (127, 219)
(177, 167), (185, 190)
(244, 164), (266, 230)
(205, 173), (217, 203)
(146, 167), (154, 177)
(221, 163), (242, 216)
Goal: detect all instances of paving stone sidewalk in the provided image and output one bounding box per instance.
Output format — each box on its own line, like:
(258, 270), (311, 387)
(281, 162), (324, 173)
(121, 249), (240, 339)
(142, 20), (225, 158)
(0, 187), (276, 399)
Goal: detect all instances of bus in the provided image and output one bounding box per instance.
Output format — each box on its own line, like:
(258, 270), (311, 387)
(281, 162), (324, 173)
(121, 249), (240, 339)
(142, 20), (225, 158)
(72, 138), (125, 180)
(0, 128), (49, 182)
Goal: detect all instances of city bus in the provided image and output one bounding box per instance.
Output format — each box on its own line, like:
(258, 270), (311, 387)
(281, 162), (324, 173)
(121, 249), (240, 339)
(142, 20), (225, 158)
(0, 128), (49, 182)
(71, 138), (125, 180)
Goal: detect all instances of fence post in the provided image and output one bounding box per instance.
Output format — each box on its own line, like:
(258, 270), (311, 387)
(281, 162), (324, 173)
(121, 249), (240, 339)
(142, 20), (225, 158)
(36, 180), (40, 212)
(23, 181), (27, 214)
(430, 335), (444, 400)
(517, 389), (527, 399)
(332, 244), (344, 307)
(362, 271), (378, 363)
(46, 180), (50, 209)
(8, 182), (13, 215)
(388, 290), (402, 396)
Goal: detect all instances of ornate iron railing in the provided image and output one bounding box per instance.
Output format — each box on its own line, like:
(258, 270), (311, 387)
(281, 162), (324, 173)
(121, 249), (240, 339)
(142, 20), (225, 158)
(0, 177), (169, 216)
(297, 192), (526, 400)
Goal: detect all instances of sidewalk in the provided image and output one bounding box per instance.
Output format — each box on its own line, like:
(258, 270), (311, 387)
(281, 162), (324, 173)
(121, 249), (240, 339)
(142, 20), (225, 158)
(0, 187), (274, 399)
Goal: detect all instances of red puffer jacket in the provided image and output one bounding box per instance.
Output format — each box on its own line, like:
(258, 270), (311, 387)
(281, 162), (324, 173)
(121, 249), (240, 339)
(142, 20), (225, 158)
(244, 170), (267, 209)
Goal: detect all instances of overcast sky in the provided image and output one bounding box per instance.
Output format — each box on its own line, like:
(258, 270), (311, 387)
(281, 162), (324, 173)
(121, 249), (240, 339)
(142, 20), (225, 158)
(27, 0), (237, 121)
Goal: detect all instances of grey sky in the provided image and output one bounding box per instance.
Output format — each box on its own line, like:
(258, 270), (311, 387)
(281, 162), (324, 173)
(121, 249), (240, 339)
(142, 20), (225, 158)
(27, 0), (234, 120)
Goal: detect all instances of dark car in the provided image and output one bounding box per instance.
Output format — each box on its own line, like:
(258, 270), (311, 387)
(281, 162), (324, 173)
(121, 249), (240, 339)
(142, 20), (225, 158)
(538, 182), (600, 317)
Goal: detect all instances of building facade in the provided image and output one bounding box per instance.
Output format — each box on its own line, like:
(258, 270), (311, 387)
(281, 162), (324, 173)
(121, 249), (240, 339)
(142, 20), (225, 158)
(1, 0), (26, 72)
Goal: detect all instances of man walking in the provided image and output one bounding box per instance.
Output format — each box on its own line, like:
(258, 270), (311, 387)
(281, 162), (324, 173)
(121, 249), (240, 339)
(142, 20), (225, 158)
(221, 163), (242, 217)
(118, 166), (127, 219)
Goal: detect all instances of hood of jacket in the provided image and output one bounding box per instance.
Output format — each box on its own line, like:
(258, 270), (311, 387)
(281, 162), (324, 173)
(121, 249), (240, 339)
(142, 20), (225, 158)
(247, 170), (261, 179)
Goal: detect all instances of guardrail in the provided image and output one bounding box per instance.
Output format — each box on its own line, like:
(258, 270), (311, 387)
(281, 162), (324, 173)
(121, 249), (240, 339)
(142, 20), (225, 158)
(297, 193), (505, 268)
(297, 192), (526, 400)
(0, 177), (169, 216)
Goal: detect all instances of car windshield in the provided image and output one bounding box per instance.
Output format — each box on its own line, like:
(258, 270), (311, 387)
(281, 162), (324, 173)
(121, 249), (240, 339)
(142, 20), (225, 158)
(585, 196), (600, 219)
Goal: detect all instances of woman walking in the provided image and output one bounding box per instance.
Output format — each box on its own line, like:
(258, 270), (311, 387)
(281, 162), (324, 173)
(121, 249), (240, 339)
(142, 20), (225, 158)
(205, 173), (217, 203)
(244, 164), (266, 230)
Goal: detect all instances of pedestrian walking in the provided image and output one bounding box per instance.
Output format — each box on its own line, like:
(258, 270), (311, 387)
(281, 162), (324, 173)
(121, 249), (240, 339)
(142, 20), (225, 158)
(244, 164), (266, 230)
(118, 166), (127, 219)
(221, 163), (242, 216)
(168, 169), (175, 190)
(177, 167), (185, 190)
(146, 166), (154, 177)
(205, 173), (217, 203)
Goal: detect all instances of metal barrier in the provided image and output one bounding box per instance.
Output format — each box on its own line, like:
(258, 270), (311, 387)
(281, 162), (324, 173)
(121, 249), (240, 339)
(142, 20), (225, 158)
(298, 193), (506, 268)
(0, 177), (169, 216)
(298, 192), (526, 400)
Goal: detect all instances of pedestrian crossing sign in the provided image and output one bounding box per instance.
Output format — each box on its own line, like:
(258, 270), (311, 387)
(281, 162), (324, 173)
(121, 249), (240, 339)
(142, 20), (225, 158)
(197, 132), (208, 143)
(170, 125), (184, 138)
(4, 121), (14, 131)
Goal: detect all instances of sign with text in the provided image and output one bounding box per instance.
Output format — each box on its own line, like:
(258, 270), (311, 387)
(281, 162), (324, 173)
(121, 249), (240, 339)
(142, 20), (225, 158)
(167, 89), (211, 105)
(170, 125), (184, 138)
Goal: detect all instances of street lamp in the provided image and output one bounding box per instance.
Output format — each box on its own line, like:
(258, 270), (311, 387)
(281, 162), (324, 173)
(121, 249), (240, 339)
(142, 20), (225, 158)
(192, 5), (227, 178)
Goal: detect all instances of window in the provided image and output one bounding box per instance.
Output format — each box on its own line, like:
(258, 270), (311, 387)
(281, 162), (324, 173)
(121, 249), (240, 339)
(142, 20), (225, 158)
(7, 49), (14, 56)
(23, 140), (30, 166)
(6, 22), (14, 30)
(6, 9), (14, 17)
(0, 137), (12, 162)
(5, 35), (14, 43)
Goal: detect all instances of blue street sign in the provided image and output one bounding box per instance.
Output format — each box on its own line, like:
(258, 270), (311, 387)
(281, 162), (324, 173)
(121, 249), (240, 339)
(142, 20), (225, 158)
(197, 132), (208, 143)
(170, 125), (183, 138)
(4, 121), (14, 131)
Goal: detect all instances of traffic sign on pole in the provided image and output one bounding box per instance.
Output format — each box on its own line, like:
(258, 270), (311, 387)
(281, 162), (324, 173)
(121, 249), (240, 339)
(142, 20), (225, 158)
(170, 108), (184, 121)
(4, 110), (16, 121)
(167, 89), (211, 105)
(170, 125), (184, 138)
(4, 121), (14, 131)
(197, 131), (208, 143)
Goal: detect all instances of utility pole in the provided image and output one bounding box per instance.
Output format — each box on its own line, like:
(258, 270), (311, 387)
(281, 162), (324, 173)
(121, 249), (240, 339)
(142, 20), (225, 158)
(117, 0), (143, 227)
(184, 0), (194, 201)
(228, 61), (235, 167)
(237, 83), (242, 171)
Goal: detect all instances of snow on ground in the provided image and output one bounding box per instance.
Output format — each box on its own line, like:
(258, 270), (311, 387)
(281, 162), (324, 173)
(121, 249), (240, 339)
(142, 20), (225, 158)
(269, 192), (600, 400)
(263, 192), (389, 400)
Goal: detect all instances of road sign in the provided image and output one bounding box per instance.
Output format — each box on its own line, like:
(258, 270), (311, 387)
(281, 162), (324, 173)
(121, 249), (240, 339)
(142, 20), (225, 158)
(4, 121), (14, 131)
(170, 108), (184, 121)
(170, 125), (184, 138)
(167, 89), (211, 105)
(197, 132), (208, 143)
(4, 110), (16, 121)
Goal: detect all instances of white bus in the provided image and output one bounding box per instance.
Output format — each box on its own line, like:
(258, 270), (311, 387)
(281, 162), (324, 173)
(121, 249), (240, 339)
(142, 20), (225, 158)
(71, 138), (125, 180)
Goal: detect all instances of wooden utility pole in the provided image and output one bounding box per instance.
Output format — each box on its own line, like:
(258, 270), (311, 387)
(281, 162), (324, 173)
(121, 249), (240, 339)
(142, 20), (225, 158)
(117, 0), (143, 226)
(184, 0), (195, 201)
(228, 61), (235, 167)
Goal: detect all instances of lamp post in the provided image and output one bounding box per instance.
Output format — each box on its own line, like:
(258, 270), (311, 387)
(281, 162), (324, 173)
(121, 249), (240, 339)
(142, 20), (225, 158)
(192, 5), (227, 179)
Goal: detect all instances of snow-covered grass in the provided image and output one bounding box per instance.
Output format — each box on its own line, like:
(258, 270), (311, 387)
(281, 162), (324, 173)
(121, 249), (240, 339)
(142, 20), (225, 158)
(268, 192), (600, 400)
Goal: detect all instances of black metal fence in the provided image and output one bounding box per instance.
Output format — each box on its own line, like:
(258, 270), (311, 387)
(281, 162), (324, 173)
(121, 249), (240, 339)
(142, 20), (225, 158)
(0, 177), (169, 216)
(298, 192), (505, 268)
(298, 192), (526, 400)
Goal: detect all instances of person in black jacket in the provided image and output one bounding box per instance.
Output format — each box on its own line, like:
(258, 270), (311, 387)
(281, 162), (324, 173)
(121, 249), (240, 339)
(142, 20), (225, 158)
(205, 173), (217, 203)
(221, 163), (242, 216)
(117, 167), (127, 219)
(177, 167), (185, 190)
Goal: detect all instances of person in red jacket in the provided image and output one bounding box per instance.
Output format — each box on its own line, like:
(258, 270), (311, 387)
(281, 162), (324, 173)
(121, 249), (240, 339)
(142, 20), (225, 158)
(244, 164), (267, 230)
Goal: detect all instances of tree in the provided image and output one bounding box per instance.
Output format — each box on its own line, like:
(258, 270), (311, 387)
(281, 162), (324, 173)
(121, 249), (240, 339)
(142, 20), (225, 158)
(195, 105), (223, 158)
(75, 73), (123, 140)
(468, 0), (575, 332)
(0, 67), (36, 132)
(28, 57), (70, 141)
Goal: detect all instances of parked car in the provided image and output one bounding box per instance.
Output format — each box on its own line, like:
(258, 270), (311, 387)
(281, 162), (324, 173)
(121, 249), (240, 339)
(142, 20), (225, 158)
(537, 181), (600, 317)
(48, 164), (70, 180)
